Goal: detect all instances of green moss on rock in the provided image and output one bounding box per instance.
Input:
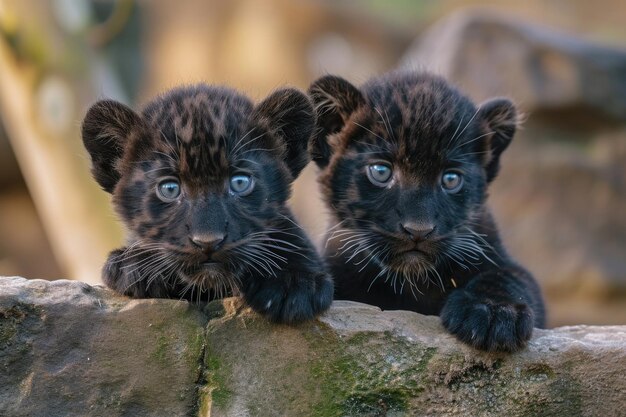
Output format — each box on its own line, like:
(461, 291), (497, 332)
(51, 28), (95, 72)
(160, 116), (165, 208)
(151, 334), (169, 364)
(0, 308), (24, 346)
(0, 303), (42, 348)
(305, 328), (437, 417)
(202, 343), (233, 409)
(522, 363), (556, 380)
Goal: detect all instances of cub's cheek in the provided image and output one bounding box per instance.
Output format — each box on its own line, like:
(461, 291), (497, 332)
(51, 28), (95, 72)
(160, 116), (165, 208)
(113, 182), (155, 221)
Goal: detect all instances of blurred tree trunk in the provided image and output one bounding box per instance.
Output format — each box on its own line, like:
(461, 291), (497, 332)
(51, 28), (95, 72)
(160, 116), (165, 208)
(0, 38), (122, 283)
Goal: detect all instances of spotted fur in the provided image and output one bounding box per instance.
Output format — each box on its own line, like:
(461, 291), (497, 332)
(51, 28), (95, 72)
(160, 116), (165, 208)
(82, 84), (333, 324)
(309, 71), (545, 351)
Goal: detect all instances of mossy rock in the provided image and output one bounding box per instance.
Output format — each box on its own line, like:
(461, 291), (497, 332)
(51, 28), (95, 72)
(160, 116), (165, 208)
(202, 299), (626, 417)
(0, 277), (208, 417)
(1, 277), (625, 417)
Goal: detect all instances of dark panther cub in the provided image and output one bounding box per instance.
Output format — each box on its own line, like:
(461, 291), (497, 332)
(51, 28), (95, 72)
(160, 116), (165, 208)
(309, 71), (545, 351)
(82, 84), (333, 323)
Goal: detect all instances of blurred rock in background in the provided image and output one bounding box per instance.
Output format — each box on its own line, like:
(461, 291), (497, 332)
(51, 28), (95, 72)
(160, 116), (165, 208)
(0, 0), (625, 326)
(402, 9), (626, 326)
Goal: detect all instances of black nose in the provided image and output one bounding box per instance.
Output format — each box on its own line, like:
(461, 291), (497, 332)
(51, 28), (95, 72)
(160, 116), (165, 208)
(190, 233), (226, 253)
(401, 223), (435, 241)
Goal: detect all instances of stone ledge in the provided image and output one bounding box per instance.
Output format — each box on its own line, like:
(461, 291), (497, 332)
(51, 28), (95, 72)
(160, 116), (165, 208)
(1, 276), (625, 416)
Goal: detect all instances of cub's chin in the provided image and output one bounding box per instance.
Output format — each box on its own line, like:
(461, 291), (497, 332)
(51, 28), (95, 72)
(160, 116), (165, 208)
(397, 250), (430, 263)
(389, 257), (434, 275)
(386, 244), (438, 269)
(182, 259), (231, 280)
(180, 262), (240, 297)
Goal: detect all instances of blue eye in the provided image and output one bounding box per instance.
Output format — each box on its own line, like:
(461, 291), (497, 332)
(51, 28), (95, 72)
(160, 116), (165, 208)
(156, 179), (181, 202)
(230, 174), (254, 196)
(441, 171), (463, 193)
(367, 163), (393, 186)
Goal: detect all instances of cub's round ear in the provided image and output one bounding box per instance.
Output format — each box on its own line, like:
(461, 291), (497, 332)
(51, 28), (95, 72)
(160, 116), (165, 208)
(477, 98), (518, 182)
(308, 75), (365, 168)
(251, 88), (315, 179)
(81, 100), (143, 193)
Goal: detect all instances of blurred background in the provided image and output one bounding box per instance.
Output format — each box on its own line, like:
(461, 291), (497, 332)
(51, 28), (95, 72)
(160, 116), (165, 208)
(1, 0), (625, 327)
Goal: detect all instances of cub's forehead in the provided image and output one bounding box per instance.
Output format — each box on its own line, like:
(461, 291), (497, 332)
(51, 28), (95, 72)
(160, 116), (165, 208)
(136, 85), (258, 183)
(141, 85), (254, 146)
(353, 73), (479, 164)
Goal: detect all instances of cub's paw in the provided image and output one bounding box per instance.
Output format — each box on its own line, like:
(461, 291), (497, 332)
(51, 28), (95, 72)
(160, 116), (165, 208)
(245, 272), (334, 324)
(102, 248), (157, 298)
(102, 248), (131, 294)
(440, 289), (534, 352)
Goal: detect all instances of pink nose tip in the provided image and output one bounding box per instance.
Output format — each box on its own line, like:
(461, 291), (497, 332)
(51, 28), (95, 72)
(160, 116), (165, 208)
(401, 223), (435, 241)
(190, 233), (226, 253)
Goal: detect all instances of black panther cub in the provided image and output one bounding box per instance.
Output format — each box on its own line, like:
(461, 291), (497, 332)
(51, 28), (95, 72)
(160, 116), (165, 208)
(82, 84), (333, 323)
(309, 71), (545, 351)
